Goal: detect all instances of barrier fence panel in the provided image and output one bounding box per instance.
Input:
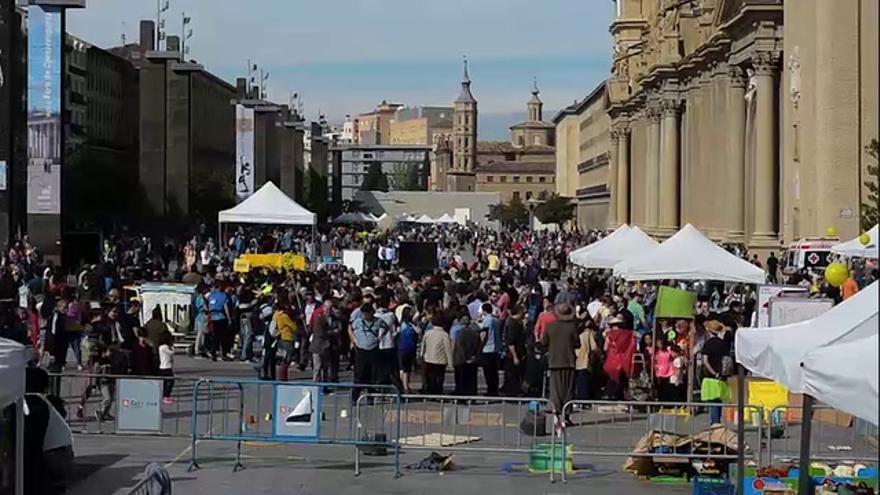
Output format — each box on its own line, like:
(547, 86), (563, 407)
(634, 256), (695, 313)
(766, 405), (879, 465)
(559, 400), (765, 483)
(360, 393), (557, 481)
(186, 379), (402, 477)
(49, 373), (200, 437)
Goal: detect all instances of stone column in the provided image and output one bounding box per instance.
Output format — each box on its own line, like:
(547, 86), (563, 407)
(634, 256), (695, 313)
(608, 127), (621, 227)
(751, 52), (778, 243)
(727, 66), (747, 241)
(645, 103), (662, 229)
(617, 124), (630, 224)
(659, 100), (679, 234)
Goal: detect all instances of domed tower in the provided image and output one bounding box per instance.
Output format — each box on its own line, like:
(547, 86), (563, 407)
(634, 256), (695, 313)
(448, 57), (478, 192)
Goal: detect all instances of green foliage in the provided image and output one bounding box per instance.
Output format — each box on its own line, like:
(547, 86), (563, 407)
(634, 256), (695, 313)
(862, 139), (879, 231)
(389, 162), (422, 191)
(486, 197), (529, 227)
(534, 194), (576, 226)
(360, 161), (389, 192)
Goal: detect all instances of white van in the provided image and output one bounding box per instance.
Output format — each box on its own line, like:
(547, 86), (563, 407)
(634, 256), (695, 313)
(781, 237), (839, 275)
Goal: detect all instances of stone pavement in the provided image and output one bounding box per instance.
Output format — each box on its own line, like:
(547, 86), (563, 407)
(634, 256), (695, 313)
(68, 434), (693, 495)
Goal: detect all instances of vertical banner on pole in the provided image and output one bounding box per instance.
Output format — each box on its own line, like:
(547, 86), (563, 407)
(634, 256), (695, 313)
(26, 5), (62, 215)
(235, 105), (255, 202)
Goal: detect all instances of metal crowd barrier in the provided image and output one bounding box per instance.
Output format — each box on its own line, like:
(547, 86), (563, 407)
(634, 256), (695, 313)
(125, 463), (171, 495)
(49, 372), (199, 437)
(558, 400), (765, 483)
(187, 378), (403, 477)
(765, 404), (880, 465)
(360, 393), (558, 480)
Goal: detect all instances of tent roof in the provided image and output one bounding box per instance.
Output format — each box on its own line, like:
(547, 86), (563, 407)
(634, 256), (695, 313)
(333, 212), (375, 224)
(831, 224), (878, 259)
(570, 225), (659, 269)
(218, 182), (316, 226)
(0, 338), (27, 409)
(569, 224), (630, 261)
(414, 214), (435, 224)
(435, 213), (457, 224)
(613, 224), (766, 284)
(736, 282), (878, 425)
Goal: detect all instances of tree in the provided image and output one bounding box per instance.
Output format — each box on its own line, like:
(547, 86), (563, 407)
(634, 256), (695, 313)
(486, 197), (529, 227)
(862, 138), (879, 231)
(388, 162), (422, 191)
(534, 194), (576, 226)
(360, 161), (389, 192)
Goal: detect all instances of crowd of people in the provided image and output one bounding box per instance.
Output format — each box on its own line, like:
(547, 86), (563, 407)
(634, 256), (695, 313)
(2, 223), (876, 426)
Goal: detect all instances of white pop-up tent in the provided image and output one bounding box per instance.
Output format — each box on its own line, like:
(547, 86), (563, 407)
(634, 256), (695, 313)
(570, 225), (659, 269)
(831, 224), (878, 259)
(568, 224), (630, 262)
(219, 182), (316, 226)
(0, 338), (28, 495)
(414, 214), (435, 225)
(735, 282), (878, 425)
(435, 213), (458, 224)
(613, 224), (766, 284)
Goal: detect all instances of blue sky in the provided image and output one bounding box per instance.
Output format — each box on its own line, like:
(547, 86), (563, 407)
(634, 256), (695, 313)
(67, 0), (614, 140)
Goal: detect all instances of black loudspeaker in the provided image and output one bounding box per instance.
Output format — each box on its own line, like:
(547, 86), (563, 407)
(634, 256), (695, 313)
(398, 242), (437, 276)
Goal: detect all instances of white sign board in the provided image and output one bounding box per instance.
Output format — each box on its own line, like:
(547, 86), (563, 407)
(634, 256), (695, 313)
(138, 283), (196, 333)
(756, 284), (808, 327)
(342, 249), (365, 275)
(768, 298), (834, 327)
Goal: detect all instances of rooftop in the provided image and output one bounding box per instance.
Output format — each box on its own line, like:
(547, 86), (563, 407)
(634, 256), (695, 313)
(477, 141), (555, 153)
(475, 160), (555, 174)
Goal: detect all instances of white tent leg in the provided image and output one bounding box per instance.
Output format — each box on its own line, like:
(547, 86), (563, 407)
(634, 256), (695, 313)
(15, 398), (23, 495)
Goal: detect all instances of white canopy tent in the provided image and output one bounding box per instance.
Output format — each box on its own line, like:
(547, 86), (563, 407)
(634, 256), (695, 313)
(435, 213), (458, 224)
(613, 224), (766, 284)
(218, 182), (316, 226)
(831, 224), (878, 259)
(414, 214), (435, 225)
(570, 225), (659, 269)
(568, 224), (630, 262)
(0, 338), (28, 495)
(397, 214), (417, 223)
(332, 212), (375, 225)
(735, 282), (878, 425)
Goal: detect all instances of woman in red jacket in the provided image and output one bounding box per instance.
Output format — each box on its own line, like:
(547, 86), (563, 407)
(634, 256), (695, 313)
(602, 314), (636, 401)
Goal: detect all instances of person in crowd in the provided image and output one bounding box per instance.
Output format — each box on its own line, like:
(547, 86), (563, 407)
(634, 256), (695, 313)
(574, 317), (599, 402)
(533, 296), (557, 342)
(397, 306), (420, 394)
(452, 310), (481, 396)
(653, 336), (674, 402)
(207, 281), (233, 360)
(131, 328), (158, 376)
(420, 311), (453, 395)
(627, 291), (648, 335)
(374, 295), (403, 391)
(237, 282), (258, 361)
(766, 252), (779, 283)
(143, 305), (167, 349)
(841, 269), (860, 300)
(502, 304), (527, 396)
(273, 297), (298, 382)
(310, 297), (339, 383)
(158, 331), (175, 404)
(193, 286), (213, 359)
(700, 320), (732, 425)
(541, 303), (580, 423)
(350, 303), (384, 400)
(667, 345), (686, 403)
(257, 295), (277, 381)
(478, 302), (502, 397)
(602, 314), (636, 401)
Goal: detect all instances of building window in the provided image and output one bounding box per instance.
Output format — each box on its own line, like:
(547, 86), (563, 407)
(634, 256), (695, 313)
(512, 191), (520, 201)
(539, 177), (546, 183)
(513, 176), (520, 183)
(487, 176), (494, 183)
(526, 191), (533, 200)
(500, 176), (507, 183)
(526, 176), (533, 183)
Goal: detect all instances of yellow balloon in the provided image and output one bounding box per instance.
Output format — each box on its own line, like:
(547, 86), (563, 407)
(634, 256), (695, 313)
(859, 233), (871, 246)
(824, 262), (848, 287)
(825, 226), (837, 237)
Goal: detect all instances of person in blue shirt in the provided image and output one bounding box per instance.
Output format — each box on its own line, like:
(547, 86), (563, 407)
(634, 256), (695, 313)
(193, 286), (214, 359)
(207, 282), (232, 360)
(349, 303), (386, 401)
(478, 302), (502, 396)
(396, 306), (420, 394)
